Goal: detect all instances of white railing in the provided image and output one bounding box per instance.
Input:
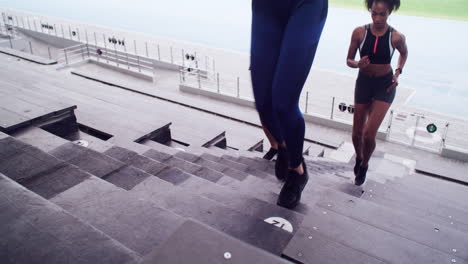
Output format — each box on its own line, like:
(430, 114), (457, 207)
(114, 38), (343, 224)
(180, 69), (468, 153)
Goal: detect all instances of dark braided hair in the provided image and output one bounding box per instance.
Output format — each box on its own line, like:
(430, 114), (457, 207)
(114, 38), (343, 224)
(365, 0), (401, 13)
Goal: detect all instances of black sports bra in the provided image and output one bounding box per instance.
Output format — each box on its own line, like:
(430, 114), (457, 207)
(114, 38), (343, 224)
(359, 24), (395, 64)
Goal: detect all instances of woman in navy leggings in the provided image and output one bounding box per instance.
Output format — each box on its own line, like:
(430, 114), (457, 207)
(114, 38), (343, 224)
(250, 0), (328, 209)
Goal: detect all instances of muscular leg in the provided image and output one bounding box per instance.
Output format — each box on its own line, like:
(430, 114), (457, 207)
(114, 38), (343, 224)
(352, 103), (371, 161)
(361, 100), (391, 167)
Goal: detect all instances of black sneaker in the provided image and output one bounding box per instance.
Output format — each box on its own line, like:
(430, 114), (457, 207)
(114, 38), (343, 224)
(354, 158), (362, 176)
(263, 147), (278, 160)
(275, 147), (289, 181)
(277, 160), (309, 209)
(354, 165), (368, 186)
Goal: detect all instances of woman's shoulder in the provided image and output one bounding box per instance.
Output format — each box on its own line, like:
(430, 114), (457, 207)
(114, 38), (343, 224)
(391, 27), (406, 43)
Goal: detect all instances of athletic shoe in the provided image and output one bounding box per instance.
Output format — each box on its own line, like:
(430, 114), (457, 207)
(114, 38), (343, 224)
(354, 158), (362, 176)
(355, 165), (368, 186)
(263, 147), (278, 160)
(277, 159), (309, 209)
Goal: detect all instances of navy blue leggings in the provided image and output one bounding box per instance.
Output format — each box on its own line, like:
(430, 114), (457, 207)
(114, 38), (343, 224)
(250, 0), (328, 168)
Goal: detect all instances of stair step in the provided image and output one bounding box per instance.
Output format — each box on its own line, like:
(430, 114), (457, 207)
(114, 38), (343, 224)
(283, 225), (385, 264)
(361, 191), (468, 233)
(316, 188), (468, 261)
(0, 136), (65, 182)
(49, 142), (125, 178)
(144, 149), (226, 183)
(0, 174), (141, 264)
(142, 219), (289, 264)
(131, 176), (293, 255)
(297, 206), (466, 264)
(51, 176), (185, 256)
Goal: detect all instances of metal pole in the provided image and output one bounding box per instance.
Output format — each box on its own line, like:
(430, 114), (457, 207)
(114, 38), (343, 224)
(34, 20), (37, 31)
(103, 34), (108, 63)
(40, 20), (43, 32)
(213, 58), (216, 73)
(137, 55), (141, 72)
(330, 97), (335, 120)
(27, 18), (31, 30)
(217, 73), (220, 93)
(145, 42), (149, 57)
(94, 32), (98, 46)
(197, 70), (201, 89)
(305, 92), (309, 114)
(29, 41), (33, 54)
(64, 49), (69, 65)
(205, 55), (208, 71)
(133, 40), (137, 55)
(85, 30), (89, 44)
(114, 43), (119, 67)
(237, 77), (240, 98)
(61, 24), (64, 38)
(77, 28), (80, 42)
(441, 122), (450, 151)
(170, 46), (173, 64)
(22, 17), (25, 28)
(53, 24), (57, 36)
(48, 46), (51, 59)
(8, 35), (13, 49)
(68, 25), (72, 39)
(386, 110), (394, 139)
(123, 44), (129, 69)
(182, 49), (185, 67)
(411, 115), (421, 147)
(81, 45), (85, 60)
(157, 44), (161, 60)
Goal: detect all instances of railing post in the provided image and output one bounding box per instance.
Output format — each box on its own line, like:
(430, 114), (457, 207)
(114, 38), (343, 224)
(103, 34), (109, 63)
(182, 49), (185, 67)
(170, 46), (174, 64)
(8, 35), (13, 49)
(305, 92), (309, 114)
(386, 110), (394, 140)
(34, 20), (37, 31)
(237, 77), (240, 98)
(81, 45), (85, 60)
(114, 43), (119, 67)
(205, 55), (208, 71)
(22, 17), (25, 28)
(213, 58), (216, 73)
(157, 44), (161, 61)
(29, 41), (33, 54)
(330, 96), (335, 120)
(64, 49), (69, 65)
(124, 44), (129, 69)
(48, 46), (51, 59)
(133, 39), (138, 55)
(217, 73), (220, 93)
(197, 70), (201, 89)
(441, 122), (450, 151)
(61, 24), (65, 38)
(77, 28), (81, 42)
(68, 25), (72, 39)
(411, 115), (421, 147)
(137, 55), (141, 72)
(40, 20), (43, 32)
(145, 42), (149, 57)
(54, 24), (57, 36)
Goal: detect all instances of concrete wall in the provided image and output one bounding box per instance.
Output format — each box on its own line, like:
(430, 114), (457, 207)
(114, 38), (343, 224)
(180, 84), (255, 108)
(17, 28), (79, 48)
(441, 146), (468, 162)
(90, 60), (154, 82)
(180, 83), (388, 140)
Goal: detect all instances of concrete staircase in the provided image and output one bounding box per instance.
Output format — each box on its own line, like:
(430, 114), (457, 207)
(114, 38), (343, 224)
(1, 125), (468, 264)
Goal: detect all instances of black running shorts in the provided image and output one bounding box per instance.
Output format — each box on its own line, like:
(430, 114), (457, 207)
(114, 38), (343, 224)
(354, 71), (396, 104)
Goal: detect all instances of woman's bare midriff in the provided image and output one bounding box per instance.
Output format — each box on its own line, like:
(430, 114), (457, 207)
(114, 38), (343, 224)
(360, 64), (392, 77)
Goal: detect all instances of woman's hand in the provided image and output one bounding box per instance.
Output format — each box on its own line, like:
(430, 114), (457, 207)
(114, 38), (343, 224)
(357, 56), (370, 69)
(387, 73), (399, 92)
